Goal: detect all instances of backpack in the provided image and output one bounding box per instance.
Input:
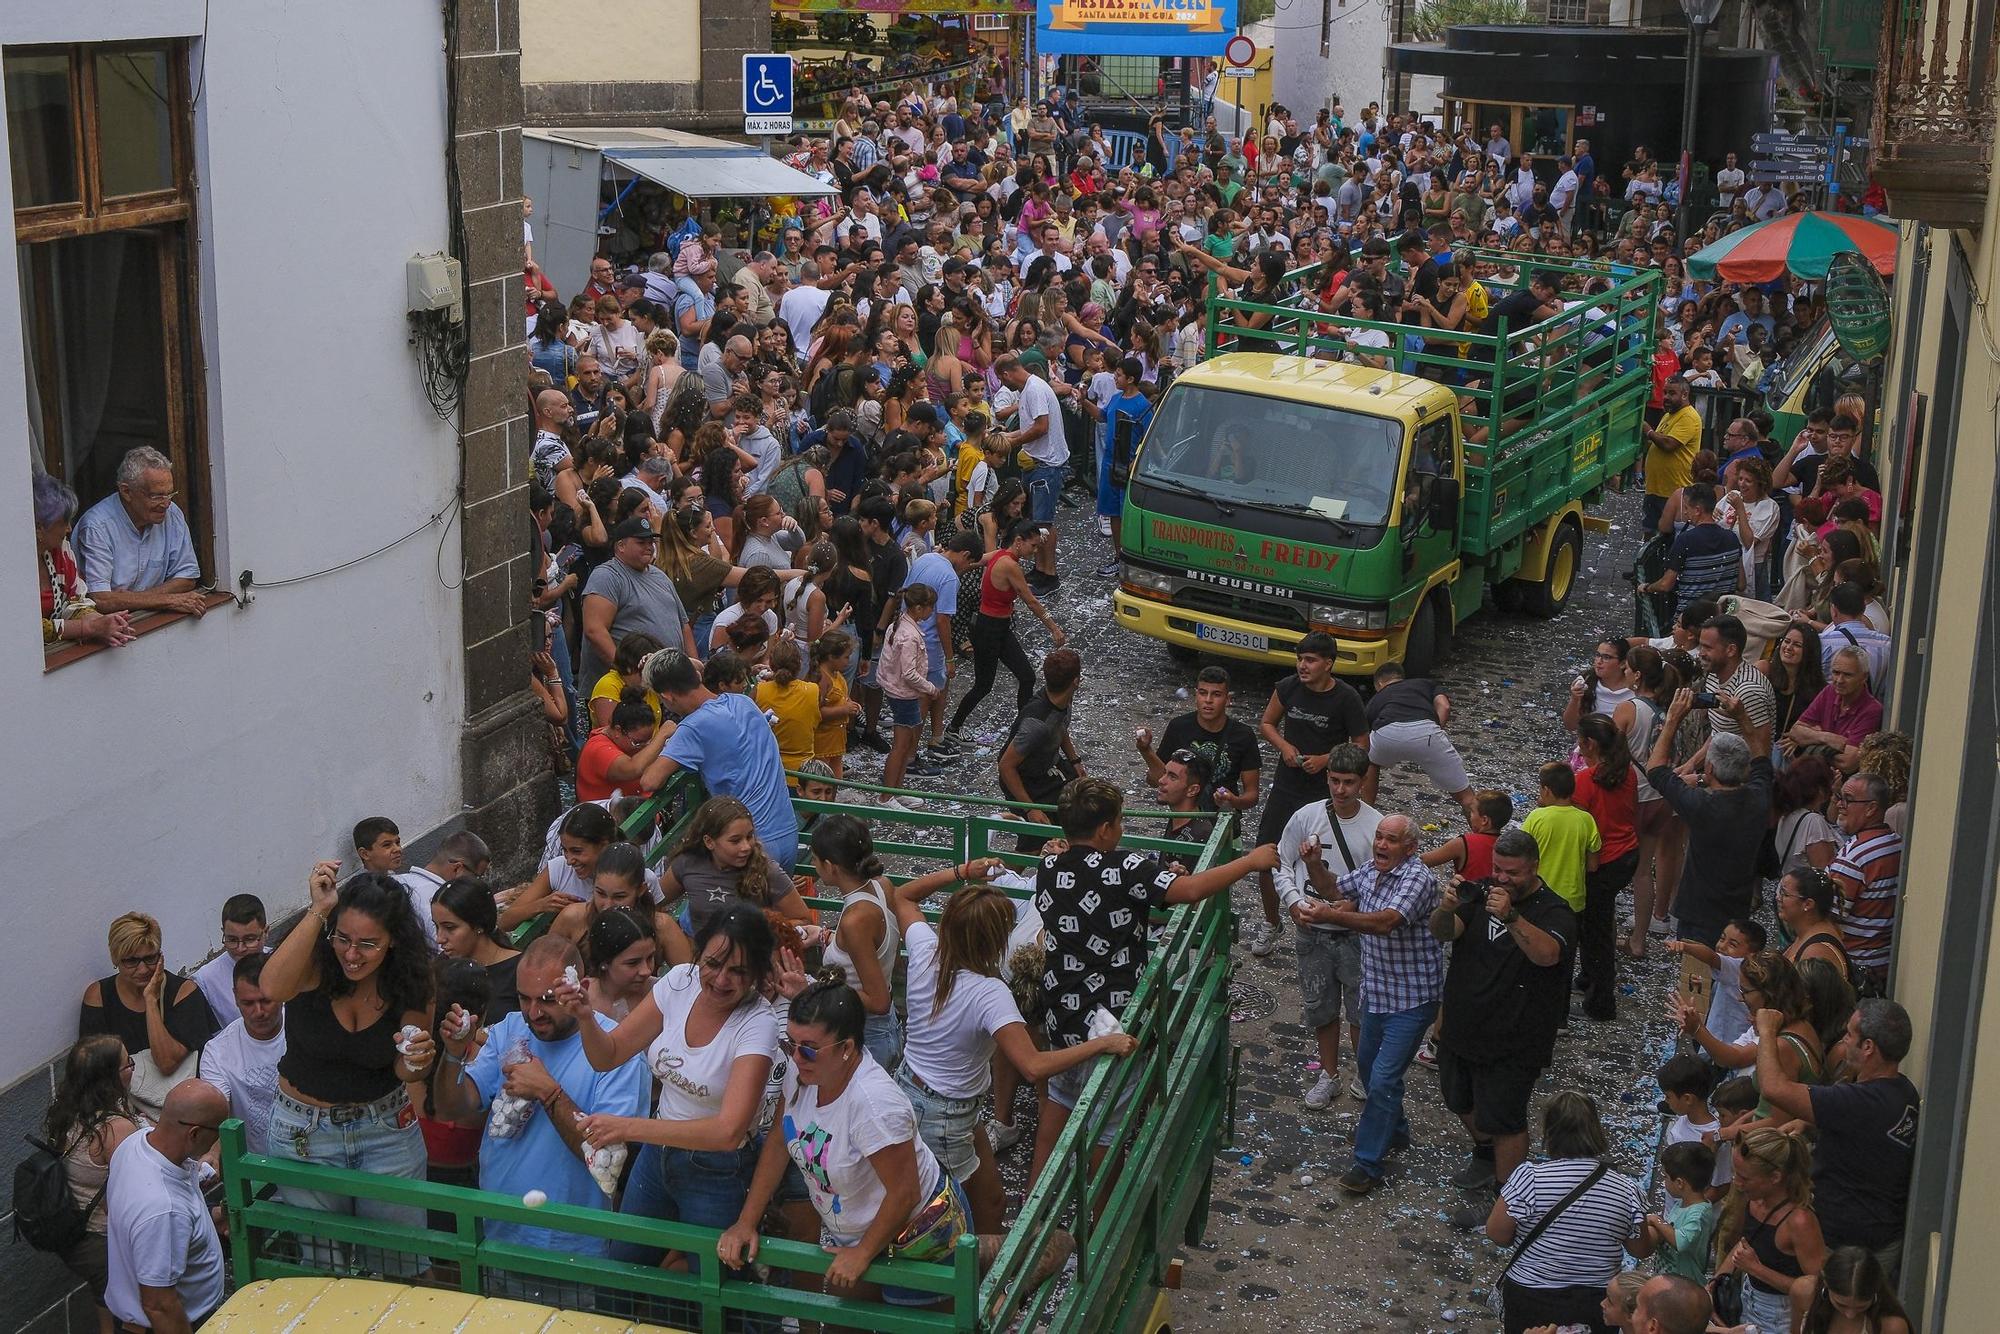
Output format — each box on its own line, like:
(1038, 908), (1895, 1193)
(12, 1133), (101, 1253)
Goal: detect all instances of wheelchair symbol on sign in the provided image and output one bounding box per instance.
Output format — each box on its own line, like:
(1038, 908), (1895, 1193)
(750, 63), (783, 109)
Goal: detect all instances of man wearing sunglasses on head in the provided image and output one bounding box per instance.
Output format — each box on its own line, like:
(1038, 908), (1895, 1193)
(104, 1079), (229, 1334)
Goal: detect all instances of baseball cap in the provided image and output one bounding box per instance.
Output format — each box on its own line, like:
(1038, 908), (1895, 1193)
(610, 517), (662, 543)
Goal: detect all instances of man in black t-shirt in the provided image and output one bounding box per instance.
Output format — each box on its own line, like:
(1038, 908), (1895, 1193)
(1428, 827), (1574, 1216)
(1753, 997), (1920, 1281)
(1363, 660), (1474, 817)
(1137, 664), (1262, 828)
(1030, 777), (1279, 1178)
(1255, 633), (1370, 957)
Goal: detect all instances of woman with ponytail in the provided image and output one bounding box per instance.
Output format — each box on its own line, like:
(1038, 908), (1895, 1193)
(809, 816), (903, 1069)
(888, 859), (1137, 1231)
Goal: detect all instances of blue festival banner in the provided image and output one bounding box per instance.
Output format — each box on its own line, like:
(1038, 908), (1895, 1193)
(1034, 0), (1238, 55)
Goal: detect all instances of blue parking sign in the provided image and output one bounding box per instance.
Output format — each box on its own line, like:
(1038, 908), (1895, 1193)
(742, 54), (794, 118)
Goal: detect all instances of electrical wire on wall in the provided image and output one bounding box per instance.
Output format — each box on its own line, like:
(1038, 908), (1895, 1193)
(425, 0), (472, 423)
(412, 306), (469, 419)
(232, 500), (461, 604)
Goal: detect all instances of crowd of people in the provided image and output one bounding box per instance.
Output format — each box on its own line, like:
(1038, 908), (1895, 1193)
(24, 76), (1922, 1334)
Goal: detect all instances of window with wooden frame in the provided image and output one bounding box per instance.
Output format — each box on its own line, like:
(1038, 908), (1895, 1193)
(7, 41), (214, 632)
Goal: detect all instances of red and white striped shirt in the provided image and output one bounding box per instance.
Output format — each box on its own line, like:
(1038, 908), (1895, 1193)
(1830, 825), (1902, 974)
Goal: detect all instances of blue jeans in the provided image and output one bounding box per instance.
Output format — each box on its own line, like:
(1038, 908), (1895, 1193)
(268, 1087), (427, 1273)
(1352, 1001), (1438, 1179)
(549, 616), (582, 755)
(1026, 463), (1064, 523)
(613, 1142), (758, 1269)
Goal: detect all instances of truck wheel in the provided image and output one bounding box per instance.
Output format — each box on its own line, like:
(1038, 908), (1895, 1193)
(1522, 519), (1582, 619)
(1402, 594), (1447, 676)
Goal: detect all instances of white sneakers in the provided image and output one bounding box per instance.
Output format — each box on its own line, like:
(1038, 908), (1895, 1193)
(988, 1118), (1023, 1152)
(1304, 1073), (1339, 1109)
(1097, 515), (1113, 536)
(1245, 920), (1276, 956)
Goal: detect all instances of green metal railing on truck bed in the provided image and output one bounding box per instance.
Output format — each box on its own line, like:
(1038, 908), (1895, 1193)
(1197, 250), (1660, 556)
(222, 773), (1243, 1333)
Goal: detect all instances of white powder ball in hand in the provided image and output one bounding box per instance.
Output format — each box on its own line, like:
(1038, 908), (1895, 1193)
(522, 1189), (548, 1209)
(563, 965), (580, 990)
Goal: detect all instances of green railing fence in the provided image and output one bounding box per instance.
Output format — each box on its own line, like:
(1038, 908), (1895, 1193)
(223, 773), (1245, 1334)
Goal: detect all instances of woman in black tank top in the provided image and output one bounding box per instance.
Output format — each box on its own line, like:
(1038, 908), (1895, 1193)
(1717, 1128), (1826, 1330)
(261, 867), (436, 1257)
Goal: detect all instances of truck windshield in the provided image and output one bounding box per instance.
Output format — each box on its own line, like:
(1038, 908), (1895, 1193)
(1134, 385), (1406, 527)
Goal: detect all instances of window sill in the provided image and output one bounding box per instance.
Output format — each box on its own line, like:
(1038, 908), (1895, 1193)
(43, 591), (235, 672)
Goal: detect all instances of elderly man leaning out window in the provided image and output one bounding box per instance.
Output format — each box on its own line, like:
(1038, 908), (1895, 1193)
(72, 445), (209, 618)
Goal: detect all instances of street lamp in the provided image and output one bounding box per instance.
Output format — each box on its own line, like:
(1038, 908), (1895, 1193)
(1674, 0), (1725, 248)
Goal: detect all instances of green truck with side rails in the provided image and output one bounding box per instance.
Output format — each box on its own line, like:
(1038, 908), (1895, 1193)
(1114, 250), (1661, 675)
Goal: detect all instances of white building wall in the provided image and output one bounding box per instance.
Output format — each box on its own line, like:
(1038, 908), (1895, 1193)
(0, 0), (466, 1090)
(1271, 4), (1392, 123)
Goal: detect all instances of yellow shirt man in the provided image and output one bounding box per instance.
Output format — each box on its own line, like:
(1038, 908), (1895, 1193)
(1646, 402), (1703, 499)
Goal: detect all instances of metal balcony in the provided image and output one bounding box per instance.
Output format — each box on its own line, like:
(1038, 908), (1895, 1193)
(1871, 0), (1998, 229)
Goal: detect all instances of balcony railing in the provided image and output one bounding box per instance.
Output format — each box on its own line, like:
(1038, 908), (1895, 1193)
(1872, 0), (1998, 229)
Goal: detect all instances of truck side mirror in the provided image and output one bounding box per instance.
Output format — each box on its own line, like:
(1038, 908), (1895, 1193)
(1429, 475), (1461, 530)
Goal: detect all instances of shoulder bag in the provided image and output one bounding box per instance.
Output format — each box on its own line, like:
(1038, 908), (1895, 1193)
(1485, 1161), (1610, 1316)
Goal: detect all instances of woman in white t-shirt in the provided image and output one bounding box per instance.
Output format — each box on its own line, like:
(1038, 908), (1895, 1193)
(1720, 458), (1782, 598)
(890, 859), (1137, 1232)
(720, 981), (969, 1306)
(563, 906), (779, 1273)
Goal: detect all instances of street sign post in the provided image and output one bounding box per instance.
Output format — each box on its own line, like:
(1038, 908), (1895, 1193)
(742, 53), (794, 137)
(1223, 33), (1256, 73)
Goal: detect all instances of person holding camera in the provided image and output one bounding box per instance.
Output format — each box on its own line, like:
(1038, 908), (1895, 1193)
(1429, 827), (1575, 1221)
(1646, 689), (1774, 948)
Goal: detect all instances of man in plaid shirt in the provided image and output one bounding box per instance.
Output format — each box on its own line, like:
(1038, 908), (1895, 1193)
(1300, 813), (1443, 1193)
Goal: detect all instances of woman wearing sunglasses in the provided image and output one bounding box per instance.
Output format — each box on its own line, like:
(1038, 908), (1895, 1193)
(260, 864), (436, 1264)
(719, 980), (970, 1307)
(561, 906), (777, 1275)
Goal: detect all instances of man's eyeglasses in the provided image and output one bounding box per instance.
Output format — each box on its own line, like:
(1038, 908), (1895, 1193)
(329, 930), (384, 955)
(223, 930), (267, 949)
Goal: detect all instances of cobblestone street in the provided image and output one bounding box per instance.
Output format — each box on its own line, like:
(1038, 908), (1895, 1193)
(843, 484), (1678, 1332)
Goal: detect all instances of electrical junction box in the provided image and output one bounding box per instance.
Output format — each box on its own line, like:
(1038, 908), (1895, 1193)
(407, 253), (463, 324)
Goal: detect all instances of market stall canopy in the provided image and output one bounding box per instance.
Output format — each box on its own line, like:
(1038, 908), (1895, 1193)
(527, 127), (838, 200)
(607, 148), (837, 199)
(1687, 210), (1897, 282)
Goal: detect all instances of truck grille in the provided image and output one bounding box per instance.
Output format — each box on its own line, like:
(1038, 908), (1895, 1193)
(1169, 585), (1308, 631)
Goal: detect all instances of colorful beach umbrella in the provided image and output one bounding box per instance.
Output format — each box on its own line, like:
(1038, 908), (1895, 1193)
(1687, 210), (1898, 283)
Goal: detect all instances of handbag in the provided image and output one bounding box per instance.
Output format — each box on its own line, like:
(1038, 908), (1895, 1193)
(1485, 1161), (1610, 1316)
(890, 1174), (970, 1262)
(1708, 1270), (1745, 1324)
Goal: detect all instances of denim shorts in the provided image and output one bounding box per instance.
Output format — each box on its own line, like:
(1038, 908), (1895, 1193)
(1296, 929), (1362, 1031)
(896, 1066), (985, 1180)
(268, 1086), (426, 1273)
(1026, 463), (1065, 522)
(888, 695), (923, 728)
(1046, 1052), (1131, 1148)
(864, 1010), (904, 1072)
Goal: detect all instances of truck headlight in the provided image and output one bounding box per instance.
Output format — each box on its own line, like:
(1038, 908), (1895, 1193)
(1307, 603), (1388, 631)
(1123, 566), (1174, 595)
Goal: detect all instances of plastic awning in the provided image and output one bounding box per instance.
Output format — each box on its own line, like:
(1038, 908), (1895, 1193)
(605, 150), (838, 200)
